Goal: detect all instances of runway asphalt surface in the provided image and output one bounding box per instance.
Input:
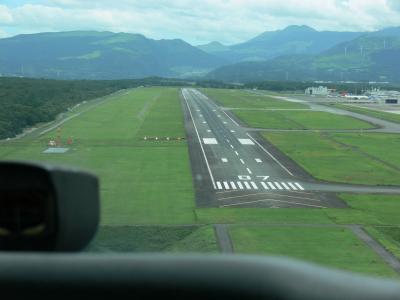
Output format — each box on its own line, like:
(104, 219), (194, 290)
(181, 88), (400, 208)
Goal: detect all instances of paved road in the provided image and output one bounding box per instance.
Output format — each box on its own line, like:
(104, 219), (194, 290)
(181, 88), (400, 208)
(272, 95), (400, 133)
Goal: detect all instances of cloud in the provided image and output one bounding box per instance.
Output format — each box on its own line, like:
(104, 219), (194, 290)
(1, 0), (400, 44)
(0, 5), (13, 24)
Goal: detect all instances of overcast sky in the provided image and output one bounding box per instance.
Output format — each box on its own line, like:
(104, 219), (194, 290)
(0, 0), (400, 45)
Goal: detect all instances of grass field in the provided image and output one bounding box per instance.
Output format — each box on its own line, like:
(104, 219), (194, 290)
(0, 87), (197, 225)
(201, 88), (308, 109)
(263, 132), (400, 185)
(333, 103), (400, 124)
(88, 225), (218, 253)
(3, 86), (400, 278)
(229, 226), (398, 278)
(233, 110), (374, 129)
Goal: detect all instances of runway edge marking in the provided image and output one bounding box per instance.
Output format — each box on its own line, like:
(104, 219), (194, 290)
(246, 133), (294, 177)
(183, 89), (217, 189)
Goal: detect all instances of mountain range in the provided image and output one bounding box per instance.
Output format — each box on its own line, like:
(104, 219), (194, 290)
(1, 25), (400, 82)
(0, 31), (223, 79)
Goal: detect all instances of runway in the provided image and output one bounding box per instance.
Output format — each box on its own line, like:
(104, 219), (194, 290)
(181, 88), (400, 208)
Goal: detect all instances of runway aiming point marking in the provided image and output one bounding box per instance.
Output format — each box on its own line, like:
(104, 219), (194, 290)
(238, 139), (255, 145)
(203, 138), (218, 144)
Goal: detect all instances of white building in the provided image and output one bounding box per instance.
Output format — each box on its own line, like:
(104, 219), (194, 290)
(305, 86), (328, 96)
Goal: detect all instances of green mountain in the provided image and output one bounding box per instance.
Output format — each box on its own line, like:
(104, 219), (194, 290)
(208, 28), (400, 83)
(0, 31), (224, 79)
(198, 25), (362, 62)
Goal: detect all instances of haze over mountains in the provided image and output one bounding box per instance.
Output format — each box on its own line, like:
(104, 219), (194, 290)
(1, 25), (400, 82)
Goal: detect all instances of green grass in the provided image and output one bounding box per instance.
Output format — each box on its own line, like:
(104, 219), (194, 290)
(201, 88), (308, 109)
(229, 226), (398, 278)
(195, 208), (334, 224)
(263, 132), (400, 185)
(333, 103), (400, 124)
(88, 225), (217, 253)
(328, 194), (400, 225)
(0, 87), (196, 225)
(233, 110), (374, 129)
(365, 227), (400, 260)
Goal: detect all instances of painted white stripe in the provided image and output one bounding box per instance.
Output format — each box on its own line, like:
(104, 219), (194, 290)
(230, 130), (235, 133)
(261, 182), (269, 190)
(244, 181), (251, 189)
(246, 168), (252, 174)
(207, 130), (211, 133)
(199, 114), (203, 117)
(223, 121), (227, 124)
(221, 158), (228, 163)
(230, 181), (237, 189)
(222, 199), (326, 208)
(255, 158), (262, 163)
(196, 109), (200, 112)
(288, 182), (298, 190)
(267, 182), (276, 190)
(235, 151), (239, 156)
(216, 181), (223, 190)
(223, 181), (230, 190)
(230, 144), (235, 149)
(274, 182), (283, 190)
(238, 138), (255, 145)
(295, 182), (305, 190)
(281, 182), (290, 190)
(226, 139), (230, 143)
(203, 138), (218, 144)
(240, 159), (245, 165)
(237, 182), (244, 190)
(183, 91), (216, 189)
(222, 110), (240, 126)
(213, 109), (216, 111)
(250, 182), (258, 189)
(246, 133), (294, 177)
(218, 115), (221, 117)
(202, 121), (207, 124)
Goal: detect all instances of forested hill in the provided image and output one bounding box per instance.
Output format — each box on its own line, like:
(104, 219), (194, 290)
(0, 31), (224, 79)
(0, 77), (189, 140)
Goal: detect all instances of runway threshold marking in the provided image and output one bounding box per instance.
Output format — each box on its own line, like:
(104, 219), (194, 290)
(246, 133), (294, 177)
(214, 181), (306, 192)
(183, 91), (216, 189)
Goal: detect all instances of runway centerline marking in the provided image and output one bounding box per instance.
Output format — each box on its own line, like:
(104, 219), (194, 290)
(240, 159), (245, 165)
(183, 91), (216, 189)
(235, 151), (239, 156)
(230, 130), (235, 133)
(255, 158), (262, 163)
(207, 130), (211, 133)
(246, 168), (253, 174)
(230, 144), (235, 149)
(246, 133), (294, 176)
(221, 158), (228, 163)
